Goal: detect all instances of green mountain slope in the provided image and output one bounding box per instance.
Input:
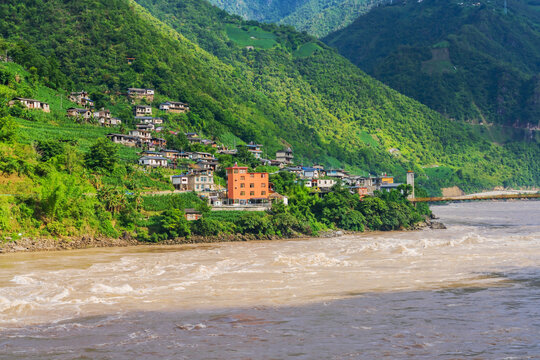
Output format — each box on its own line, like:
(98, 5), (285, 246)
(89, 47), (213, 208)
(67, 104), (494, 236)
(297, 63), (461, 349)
(0, 0), (538, 193)
(324, 0), (540, 129)
(207, 0), (384, 37)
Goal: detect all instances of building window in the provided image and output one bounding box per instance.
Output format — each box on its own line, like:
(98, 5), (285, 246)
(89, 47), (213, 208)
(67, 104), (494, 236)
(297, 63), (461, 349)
(250, 183), (255, 188)
(240, 169), (246, 174)
(250, 174), (254, 178)
(240, 191), (245, 196)
(250, 191), (255, 196)
(234, 169), (239, 174)
(240, 183), (245, 188)
(261, 191), (266, 195)
(261, 183), (266, 188)
(261, 174), (266, 178)
(240, 176), (245, 180)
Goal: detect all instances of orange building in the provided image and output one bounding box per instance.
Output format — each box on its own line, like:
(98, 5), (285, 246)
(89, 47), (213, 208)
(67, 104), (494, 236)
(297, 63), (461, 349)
(226, 165), (269, 204)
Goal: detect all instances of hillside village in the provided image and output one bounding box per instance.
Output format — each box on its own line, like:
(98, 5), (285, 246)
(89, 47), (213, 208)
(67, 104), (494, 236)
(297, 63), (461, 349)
(9, 86), (414, 212)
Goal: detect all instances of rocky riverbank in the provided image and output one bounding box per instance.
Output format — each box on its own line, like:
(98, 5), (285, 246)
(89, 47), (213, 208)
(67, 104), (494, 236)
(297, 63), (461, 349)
(0, 219), (445, 254)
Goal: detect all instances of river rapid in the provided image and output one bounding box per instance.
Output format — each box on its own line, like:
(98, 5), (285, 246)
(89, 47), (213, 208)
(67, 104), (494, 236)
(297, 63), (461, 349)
(0, 201), (539, 359)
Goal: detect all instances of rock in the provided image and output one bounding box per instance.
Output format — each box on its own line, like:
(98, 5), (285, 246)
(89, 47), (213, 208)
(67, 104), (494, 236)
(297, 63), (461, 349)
(335, 231), (344, 236)
(13, 245), (28, 251)
(430, 222), (447, 230)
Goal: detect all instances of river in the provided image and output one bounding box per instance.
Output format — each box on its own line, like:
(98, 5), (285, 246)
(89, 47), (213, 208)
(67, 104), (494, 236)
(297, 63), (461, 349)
(0, 201), (539, 359)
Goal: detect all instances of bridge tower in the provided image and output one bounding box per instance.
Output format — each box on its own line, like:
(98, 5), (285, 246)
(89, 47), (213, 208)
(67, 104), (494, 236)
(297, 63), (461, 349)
(406, 171), (415, 200)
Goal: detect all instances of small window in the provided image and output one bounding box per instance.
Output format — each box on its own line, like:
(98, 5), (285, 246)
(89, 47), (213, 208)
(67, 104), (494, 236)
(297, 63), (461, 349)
(240, 176), (245, 180)
(261, 191), (266, 195)
(240, 183), (245, 188)
(240, 191), (245, 196)
(250, 191), (255, 196)
(250, 183), (255, 188)
(240, 169), (247, 174)
(261, 183), (266, 188)
(261, 174), (266, 178)
(250, 174), (254, 178)
(234, 169), (239, 174)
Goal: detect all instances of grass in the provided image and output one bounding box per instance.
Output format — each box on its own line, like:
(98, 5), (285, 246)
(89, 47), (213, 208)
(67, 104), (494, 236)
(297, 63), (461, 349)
(225, 24), (277, 49)
(293, 43), (322, 58)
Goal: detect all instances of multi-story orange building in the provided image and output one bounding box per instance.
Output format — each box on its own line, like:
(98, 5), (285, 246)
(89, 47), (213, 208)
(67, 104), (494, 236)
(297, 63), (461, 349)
(226, 165), (269, 204)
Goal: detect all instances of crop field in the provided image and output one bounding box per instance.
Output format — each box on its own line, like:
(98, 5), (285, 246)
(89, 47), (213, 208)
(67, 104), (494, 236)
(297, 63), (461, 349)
(141, 192), (203, 212)
(225, 25), (277, 49)
(14, 118), (139, 161)
(207, 211), (265, 222)
(293, 42), (322, 58)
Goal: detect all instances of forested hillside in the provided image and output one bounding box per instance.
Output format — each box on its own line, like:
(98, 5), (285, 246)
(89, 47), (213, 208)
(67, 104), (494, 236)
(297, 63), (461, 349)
(324, 0), (540, 130)
(0, 0), (538, 194)
(207, 0), (385, 37)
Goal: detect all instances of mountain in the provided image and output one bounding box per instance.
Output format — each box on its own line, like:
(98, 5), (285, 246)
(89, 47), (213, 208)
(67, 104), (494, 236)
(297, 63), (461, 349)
(324, 0), (540, 130)
(206, 0), (385, 37)
(0, 0), (538, 193)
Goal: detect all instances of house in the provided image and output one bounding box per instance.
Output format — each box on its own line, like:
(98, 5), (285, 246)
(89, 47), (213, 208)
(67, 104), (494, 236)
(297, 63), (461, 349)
(191, 152), (215, 161)
(245, 142), (263, 159)
(66, 108), (92, 120)
(226, 164), (269, 204)
(171, 169), (214, 192)
(138, 156), (168, 168)
(184, 209), (202, 221)
(373, 174), (395, 190)
(285, 166), (303, 177)
(195, 159), (219, 171)
(94, 108), (111, 123)
(218, 148), (237, 155)
(313, 179), (337, 192)
(268, 192), (288, 206)
(141, 150), (162, 157)
(9, 98), (50, 112)
(200, 139), (217, 147)
(276, 148), (293, 164)
(68, 91), (94, 108)
(326, 169), (349, 179)
(135, 116), (163, 125)
(350, 186), (369, 197)
(106, 134), (140, 147)
(127, 88), (155, 102)
(136, 123), (155, 131)
(129, 129), (151, 141)
(159, 101), (189, 113)
(160, 149), (182, 160)
(380, 183), (402, 192)
(134, 105), (152, 117)
(150, 137), (167, 149)
(105, 117), (122, 126)
(302, 167), (320, 179)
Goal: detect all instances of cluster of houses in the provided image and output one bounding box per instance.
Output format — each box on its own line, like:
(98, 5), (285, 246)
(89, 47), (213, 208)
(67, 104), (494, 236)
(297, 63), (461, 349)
(6, 86), (411, 209)
(8, 98), (50, 112)
(63, 88), (190, 128)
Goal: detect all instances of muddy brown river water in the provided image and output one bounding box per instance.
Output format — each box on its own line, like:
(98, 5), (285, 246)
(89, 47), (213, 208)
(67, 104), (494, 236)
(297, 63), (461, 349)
(0, 201), (539, 359)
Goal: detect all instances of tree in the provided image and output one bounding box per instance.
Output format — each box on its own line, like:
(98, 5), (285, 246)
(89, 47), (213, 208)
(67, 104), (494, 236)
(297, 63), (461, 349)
(35, 140), (65, 161)
(235, 145), (259, 168)
(85, 138), (118, 173)
(160, 209), (191, 238)
(0, 116), (18, 143)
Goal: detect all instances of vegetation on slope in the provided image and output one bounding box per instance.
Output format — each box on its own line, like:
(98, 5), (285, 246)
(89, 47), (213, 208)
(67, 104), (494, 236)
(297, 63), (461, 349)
(0, 0), (538, 194)
(324, 0), (540, 130)
(207, 0), (385, 37)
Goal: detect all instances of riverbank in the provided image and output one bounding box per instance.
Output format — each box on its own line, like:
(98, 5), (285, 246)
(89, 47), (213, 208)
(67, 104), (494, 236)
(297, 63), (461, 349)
(0, 217), (443, 254)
